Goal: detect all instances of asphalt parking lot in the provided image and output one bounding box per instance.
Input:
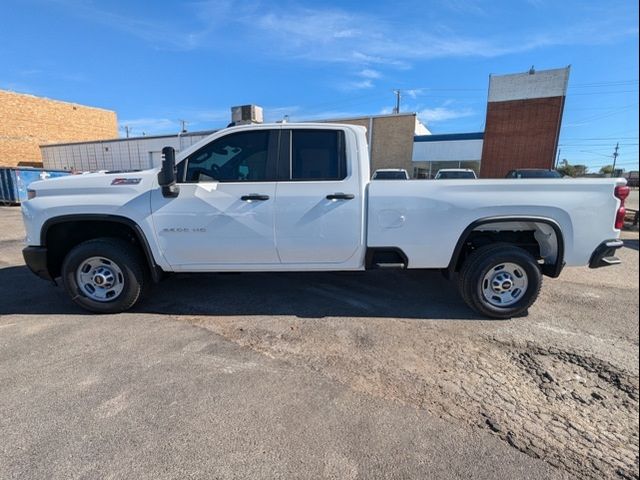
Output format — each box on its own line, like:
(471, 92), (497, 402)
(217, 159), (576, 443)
(0, 206), (638, 480)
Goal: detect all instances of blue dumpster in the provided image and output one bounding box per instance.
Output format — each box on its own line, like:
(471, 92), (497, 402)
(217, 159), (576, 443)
(0, 167), (71, 205)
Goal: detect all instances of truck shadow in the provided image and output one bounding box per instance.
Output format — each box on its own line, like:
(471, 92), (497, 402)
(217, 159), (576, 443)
(623, 239), (638, 251)
(0, 265), (487, 320)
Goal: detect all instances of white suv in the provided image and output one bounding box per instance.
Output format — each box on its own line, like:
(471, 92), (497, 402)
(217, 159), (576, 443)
(434, 168), (477, 180)
(372, 169), (410, 180)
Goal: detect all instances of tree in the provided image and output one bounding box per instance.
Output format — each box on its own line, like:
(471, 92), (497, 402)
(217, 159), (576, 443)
(574, 164), (589, 176)
(600, 165), (614, 175)
(557, 160), (589, 177)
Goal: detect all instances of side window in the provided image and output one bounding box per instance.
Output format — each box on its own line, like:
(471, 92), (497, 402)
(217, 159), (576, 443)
(291, 130), (347, 181)
(183, 130), (272, 183)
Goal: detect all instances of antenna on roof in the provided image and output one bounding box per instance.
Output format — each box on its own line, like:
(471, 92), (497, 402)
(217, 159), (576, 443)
(392, 89), (401, 114)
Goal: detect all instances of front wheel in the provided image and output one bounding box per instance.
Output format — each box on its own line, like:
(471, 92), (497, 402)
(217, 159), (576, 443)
(61, 238), (146, 313)
(458, 244), (542, 319)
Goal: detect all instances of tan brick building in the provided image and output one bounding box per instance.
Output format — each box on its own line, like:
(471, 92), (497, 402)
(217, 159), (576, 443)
(0, 89), (118, 167)
(321, 113), (421, 174)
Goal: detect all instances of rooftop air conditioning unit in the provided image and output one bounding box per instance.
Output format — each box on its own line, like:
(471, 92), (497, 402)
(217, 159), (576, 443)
(231, 105), (264, 125)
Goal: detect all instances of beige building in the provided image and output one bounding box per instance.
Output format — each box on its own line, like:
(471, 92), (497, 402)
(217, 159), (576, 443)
(320, 112), (426, 175)
(0, 89), (118, 167)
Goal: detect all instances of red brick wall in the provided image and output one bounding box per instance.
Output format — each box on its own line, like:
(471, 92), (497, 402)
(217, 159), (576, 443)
(480, 96), (564, 178)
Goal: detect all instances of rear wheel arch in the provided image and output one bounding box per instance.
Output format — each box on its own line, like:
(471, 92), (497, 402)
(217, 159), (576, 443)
(448, 216), (565, 278)
(41, 214), (162, 282)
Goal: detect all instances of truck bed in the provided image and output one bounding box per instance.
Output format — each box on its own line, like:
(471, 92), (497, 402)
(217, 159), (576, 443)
(366, 178), (623, 268)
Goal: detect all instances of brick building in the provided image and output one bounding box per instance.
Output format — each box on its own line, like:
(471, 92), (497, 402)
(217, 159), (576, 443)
(320, 113), (422, 174)
(412, 66), (570, 178)
(480, 67), (569, 177)
(0, 89), (118, 167)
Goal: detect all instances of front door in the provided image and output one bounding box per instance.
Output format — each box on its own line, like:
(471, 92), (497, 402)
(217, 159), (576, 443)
(274, 128), (364, 265)
(151, 128), (280, 269)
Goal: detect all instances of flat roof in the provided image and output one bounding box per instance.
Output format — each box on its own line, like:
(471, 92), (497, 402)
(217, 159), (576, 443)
(41, 129), (218, 148)
(0, 88), (116, 113)
(316, 112), (416, 123)
(414, 132), (484, 142)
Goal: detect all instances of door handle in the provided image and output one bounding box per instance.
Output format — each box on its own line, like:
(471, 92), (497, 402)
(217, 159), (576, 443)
(241, 194), (270, 201)
(326, 193), (355, 200)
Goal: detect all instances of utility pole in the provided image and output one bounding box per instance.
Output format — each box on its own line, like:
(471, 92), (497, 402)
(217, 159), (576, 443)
(179, 120), (188, 134)
(555, 148), (561, 169)
(611, 142), (619, 177)
(393, 89), (401, 114)
(123, 125), (131, 138)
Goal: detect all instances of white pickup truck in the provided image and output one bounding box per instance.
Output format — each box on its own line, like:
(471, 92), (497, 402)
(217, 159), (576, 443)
(21, 123), (630, 318)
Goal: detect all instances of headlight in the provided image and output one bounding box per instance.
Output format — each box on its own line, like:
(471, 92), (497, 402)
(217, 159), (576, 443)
(27, 189), (36, 200)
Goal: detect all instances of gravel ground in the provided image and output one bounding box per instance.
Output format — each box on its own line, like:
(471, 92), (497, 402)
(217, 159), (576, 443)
(0, 206), (638, 479)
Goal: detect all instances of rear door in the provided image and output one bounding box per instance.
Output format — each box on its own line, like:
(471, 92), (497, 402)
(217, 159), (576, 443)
(274, 127), (364, 265)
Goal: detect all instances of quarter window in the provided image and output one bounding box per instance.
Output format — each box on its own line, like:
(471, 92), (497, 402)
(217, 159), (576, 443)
(291, 130), (347, 181)
(183, 130), (272, 183)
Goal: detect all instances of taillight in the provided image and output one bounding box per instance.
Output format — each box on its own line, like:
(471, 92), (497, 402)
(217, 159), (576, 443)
(614, 185), (630, 229)
(615, 185), (630, 202)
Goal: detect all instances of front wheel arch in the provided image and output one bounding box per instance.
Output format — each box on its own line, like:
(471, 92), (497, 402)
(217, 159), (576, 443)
(41, 214), (163, 282)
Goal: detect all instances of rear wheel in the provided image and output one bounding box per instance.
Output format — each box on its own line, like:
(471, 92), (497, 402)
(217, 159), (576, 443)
(458, 243), (542, 319)
(61, 238), (146, 313)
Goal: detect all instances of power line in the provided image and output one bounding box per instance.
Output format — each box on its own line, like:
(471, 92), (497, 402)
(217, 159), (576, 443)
(561, 136), (639, 140)
(569, 90), (638, 96)
(559, 143), (639, 146)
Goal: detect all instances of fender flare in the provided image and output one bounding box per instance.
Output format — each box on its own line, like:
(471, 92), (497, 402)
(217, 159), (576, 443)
(446, 216), (565, 278)
(41, 214), (163, 282)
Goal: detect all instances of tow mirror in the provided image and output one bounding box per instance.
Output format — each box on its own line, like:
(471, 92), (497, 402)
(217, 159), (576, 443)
(158, 146), (180, 198)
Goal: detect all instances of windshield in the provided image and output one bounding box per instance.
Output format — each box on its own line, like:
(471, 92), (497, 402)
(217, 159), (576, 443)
(436, 171), (476, 179)
(373, 171), (408, 180)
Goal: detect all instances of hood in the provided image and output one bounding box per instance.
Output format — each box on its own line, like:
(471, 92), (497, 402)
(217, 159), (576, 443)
(28, 168), (159, 197)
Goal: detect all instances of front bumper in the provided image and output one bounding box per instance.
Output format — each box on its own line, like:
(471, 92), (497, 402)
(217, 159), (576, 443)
(588, 239), (624, 269)
(22, 246), (53, 281)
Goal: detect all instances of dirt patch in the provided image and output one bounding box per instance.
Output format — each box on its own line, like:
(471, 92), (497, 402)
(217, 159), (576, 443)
(189, 316), (639, 479)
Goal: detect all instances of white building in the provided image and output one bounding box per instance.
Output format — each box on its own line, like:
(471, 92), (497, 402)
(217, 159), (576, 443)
(412, 132), (484, 178)
(41, 130), (216, 171)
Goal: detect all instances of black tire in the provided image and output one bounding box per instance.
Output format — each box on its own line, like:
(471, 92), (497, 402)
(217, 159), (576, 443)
(458, 243), (542, 319)
(61, 238), (146, 313)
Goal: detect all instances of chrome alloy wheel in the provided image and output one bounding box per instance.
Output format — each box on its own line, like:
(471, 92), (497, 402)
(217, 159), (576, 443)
(76, 256), (125, 302)
(481, 262), (529, 307)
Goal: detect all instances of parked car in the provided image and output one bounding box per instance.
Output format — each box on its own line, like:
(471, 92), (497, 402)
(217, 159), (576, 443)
(21, 123), (628, 318)
(372, 169), (410, 180)
(434, 168), (477, 179)
(506, 169), (563, 179)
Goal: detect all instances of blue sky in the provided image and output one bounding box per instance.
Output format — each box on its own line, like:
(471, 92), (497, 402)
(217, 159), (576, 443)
(1, 0), (638, 171)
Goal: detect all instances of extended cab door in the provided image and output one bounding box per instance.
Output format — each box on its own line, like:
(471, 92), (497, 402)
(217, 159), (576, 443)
(274, 127), (365, 266)
(150, 128), (280, 268)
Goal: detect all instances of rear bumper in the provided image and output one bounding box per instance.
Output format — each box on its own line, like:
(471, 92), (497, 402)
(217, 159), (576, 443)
(22, 246), (53, 281)
(589, 239), (623, 269)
